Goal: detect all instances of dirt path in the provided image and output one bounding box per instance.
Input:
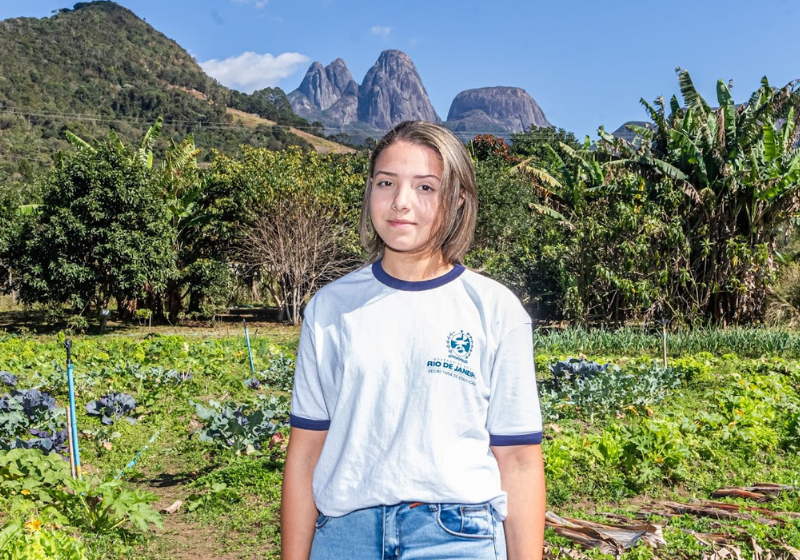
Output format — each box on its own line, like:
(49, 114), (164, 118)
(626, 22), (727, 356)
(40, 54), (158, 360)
(134, 472), (243, 560)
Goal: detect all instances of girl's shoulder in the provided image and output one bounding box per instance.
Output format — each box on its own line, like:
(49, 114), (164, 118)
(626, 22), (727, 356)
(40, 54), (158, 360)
(304, 264), (376, 318)
(457, 267), (532, 327)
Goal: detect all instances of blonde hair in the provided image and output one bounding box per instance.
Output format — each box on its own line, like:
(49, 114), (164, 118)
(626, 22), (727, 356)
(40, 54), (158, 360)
(359, 121), (478, 264)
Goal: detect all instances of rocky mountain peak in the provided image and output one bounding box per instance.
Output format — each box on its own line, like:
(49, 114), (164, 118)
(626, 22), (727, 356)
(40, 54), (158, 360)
(294, 59), (356, 112)
(357, 49), (440, 130)
(444, 86), (551, 139)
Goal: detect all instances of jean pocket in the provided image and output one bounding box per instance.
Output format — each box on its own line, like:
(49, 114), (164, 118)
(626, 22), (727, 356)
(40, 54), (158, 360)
(436, 503), (494, 539)
(315, 512), (330, 529)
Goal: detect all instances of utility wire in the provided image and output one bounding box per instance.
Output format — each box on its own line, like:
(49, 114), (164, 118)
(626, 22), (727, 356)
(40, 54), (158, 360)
(0, 107), (550, 136)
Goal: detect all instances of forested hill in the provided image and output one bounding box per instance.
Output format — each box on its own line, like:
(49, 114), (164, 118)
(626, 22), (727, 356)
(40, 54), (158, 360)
(0, 1), (336, 176)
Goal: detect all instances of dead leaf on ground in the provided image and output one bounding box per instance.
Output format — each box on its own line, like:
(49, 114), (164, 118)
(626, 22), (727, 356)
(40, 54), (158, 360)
(545, 511), (666, 555)
(712, 483), (799, 502)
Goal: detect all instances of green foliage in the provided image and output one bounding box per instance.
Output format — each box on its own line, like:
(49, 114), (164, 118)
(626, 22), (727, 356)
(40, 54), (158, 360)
(185, 481), (241, 513)
(465, 135), (514, 163)
(509, 126), (582, 164)
(0, 2), (312, 175)
(192, 394), (289, 454)
(0, 389), (67, 453)
(211, 148), (366, 322)
(229, 88), (308, 128)
(467, 160), (568, 318)
(253, 347), (295, 392)
(54, 477), (162, 534)
(602, 72), (800, 324)
(0, 448), (70, 504)
(1, 328), (800, 557)
(0, 522), (87, 560)
(536, 326), (800, 357)
(511, 72), (800, 325)
(10, 137), (176, 314)
(539, 360), (689, 422)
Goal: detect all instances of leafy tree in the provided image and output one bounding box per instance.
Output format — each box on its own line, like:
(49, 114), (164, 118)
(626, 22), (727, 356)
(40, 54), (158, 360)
(467, 160), (569, 320)
(509, 126), (581, 165)
(466, 135), (514, 163)
(610, 71), (800, 324)
(8, 135), (176, 317)
(516, 71), (800, 325)
(201, 147), (367, 322)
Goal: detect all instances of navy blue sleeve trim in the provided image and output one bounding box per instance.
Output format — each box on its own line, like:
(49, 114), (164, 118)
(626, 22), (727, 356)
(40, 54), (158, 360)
(290, 414), (331, 431)
(489, 431), (543, 446)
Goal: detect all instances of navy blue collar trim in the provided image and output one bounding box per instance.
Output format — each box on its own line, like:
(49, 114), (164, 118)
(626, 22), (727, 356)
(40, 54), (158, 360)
(372, 260), (465, 291)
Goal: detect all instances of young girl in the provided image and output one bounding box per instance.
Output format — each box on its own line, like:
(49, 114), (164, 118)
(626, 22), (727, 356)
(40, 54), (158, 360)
(281, 121), (545, 560)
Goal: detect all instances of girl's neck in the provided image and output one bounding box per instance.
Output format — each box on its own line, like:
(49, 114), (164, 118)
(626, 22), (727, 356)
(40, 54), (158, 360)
(380, 249), (453, 282)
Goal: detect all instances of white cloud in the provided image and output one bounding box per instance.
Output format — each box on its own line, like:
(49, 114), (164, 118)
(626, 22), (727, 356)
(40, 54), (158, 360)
(231, 0), (268, 8)
(200, 51), (310, 93)
(371, 25), (391, 37)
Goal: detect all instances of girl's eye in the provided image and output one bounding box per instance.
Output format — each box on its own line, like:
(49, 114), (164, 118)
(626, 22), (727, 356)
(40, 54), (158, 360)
(418, 184), (434, 192)
(376, 180), (392, 187)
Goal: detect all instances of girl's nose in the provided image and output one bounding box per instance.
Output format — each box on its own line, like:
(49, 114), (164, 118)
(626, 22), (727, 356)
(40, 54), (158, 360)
(392, 184), (412, 210)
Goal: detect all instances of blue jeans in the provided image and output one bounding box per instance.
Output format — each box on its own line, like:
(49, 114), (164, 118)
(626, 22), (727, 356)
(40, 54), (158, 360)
(309, 502), (507, 560)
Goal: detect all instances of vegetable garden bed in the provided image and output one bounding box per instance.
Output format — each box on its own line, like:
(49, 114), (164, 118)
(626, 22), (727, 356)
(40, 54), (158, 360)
(0, 328), (798, 559)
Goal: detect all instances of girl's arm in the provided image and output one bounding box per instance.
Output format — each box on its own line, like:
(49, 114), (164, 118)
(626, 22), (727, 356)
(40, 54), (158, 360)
(492, 444), (546, 560)
(281, 427), (328, 560)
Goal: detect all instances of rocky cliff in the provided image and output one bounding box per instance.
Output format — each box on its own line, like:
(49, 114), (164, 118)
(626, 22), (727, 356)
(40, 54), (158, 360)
(289, 50), (440, 136)
(288, 58), (360, 127)
(444, 87), (550, 140)
(289, 51), (553, 141)
(357, 50), (440, 130)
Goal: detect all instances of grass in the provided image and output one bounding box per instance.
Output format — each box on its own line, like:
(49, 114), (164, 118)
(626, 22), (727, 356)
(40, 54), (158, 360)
(536, 325), (800, 358)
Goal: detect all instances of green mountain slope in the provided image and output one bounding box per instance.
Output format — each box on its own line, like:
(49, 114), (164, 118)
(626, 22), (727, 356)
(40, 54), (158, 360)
(0, 0), (328, 176)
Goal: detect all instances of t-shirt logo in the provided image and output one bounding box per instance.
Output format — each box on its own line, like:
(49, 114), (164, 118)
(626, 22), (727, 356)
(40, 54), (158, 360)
(447, 330), (473, 361)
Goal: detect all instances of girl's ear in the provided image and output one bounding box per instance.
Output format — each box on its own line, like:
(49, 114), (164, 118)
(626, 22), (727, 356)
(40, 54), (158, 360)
(458, 187), (466, 208)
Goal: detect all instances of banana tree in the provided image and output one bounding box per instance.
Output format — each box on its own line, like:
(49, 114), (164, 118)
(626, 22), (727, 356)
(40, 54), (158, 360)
(613, 71), (800, 324)
(512, 141), (621, 321)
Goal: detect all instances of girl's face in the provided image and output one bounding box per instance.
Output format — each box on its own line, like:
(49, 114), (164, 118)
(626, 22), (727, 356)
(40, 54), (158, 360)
(369, 141), (444, 257)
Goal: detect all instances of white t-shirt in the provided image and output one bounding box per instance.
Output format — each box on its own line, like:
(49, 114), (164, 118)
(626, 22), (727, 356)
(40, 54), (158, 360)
(290, 260), (542, 519)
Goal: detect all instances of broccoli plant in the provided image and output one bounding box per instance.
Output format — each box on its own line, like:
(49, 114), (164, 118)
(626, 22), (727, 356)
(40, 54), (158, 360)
(191, 395), (289, 454)
(86, 392), (138, 425)
(0, 371), (17, 386)
(0, 389), (67, 454)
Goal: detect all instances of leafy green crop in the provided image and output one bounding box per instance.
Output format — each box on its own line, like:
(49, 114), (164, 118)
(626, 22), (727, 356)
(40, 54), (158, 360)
(85, 393), (138, 426)
(247, 346), (296, 392)
(0, 389), (67, 453)
(192, 395), (289, 454)
(539, 359), (689, 422)
(54, 477), (162, 534)
(0, 522), (87, 560)
(0, 448), (69, 504)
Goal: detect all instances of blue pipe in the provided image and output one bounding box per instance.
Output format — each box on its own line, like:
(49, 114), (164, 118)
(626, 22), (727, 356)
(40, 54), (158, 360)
(243, 319), (255, 375)
(116, 428), (163, 479)
(65, 340), (82, 479)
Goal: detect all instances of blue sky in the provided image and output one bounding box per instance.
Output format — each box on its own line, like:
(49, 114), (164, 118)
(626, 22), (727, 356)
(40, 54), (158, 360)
(2, 0), (799, 139)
